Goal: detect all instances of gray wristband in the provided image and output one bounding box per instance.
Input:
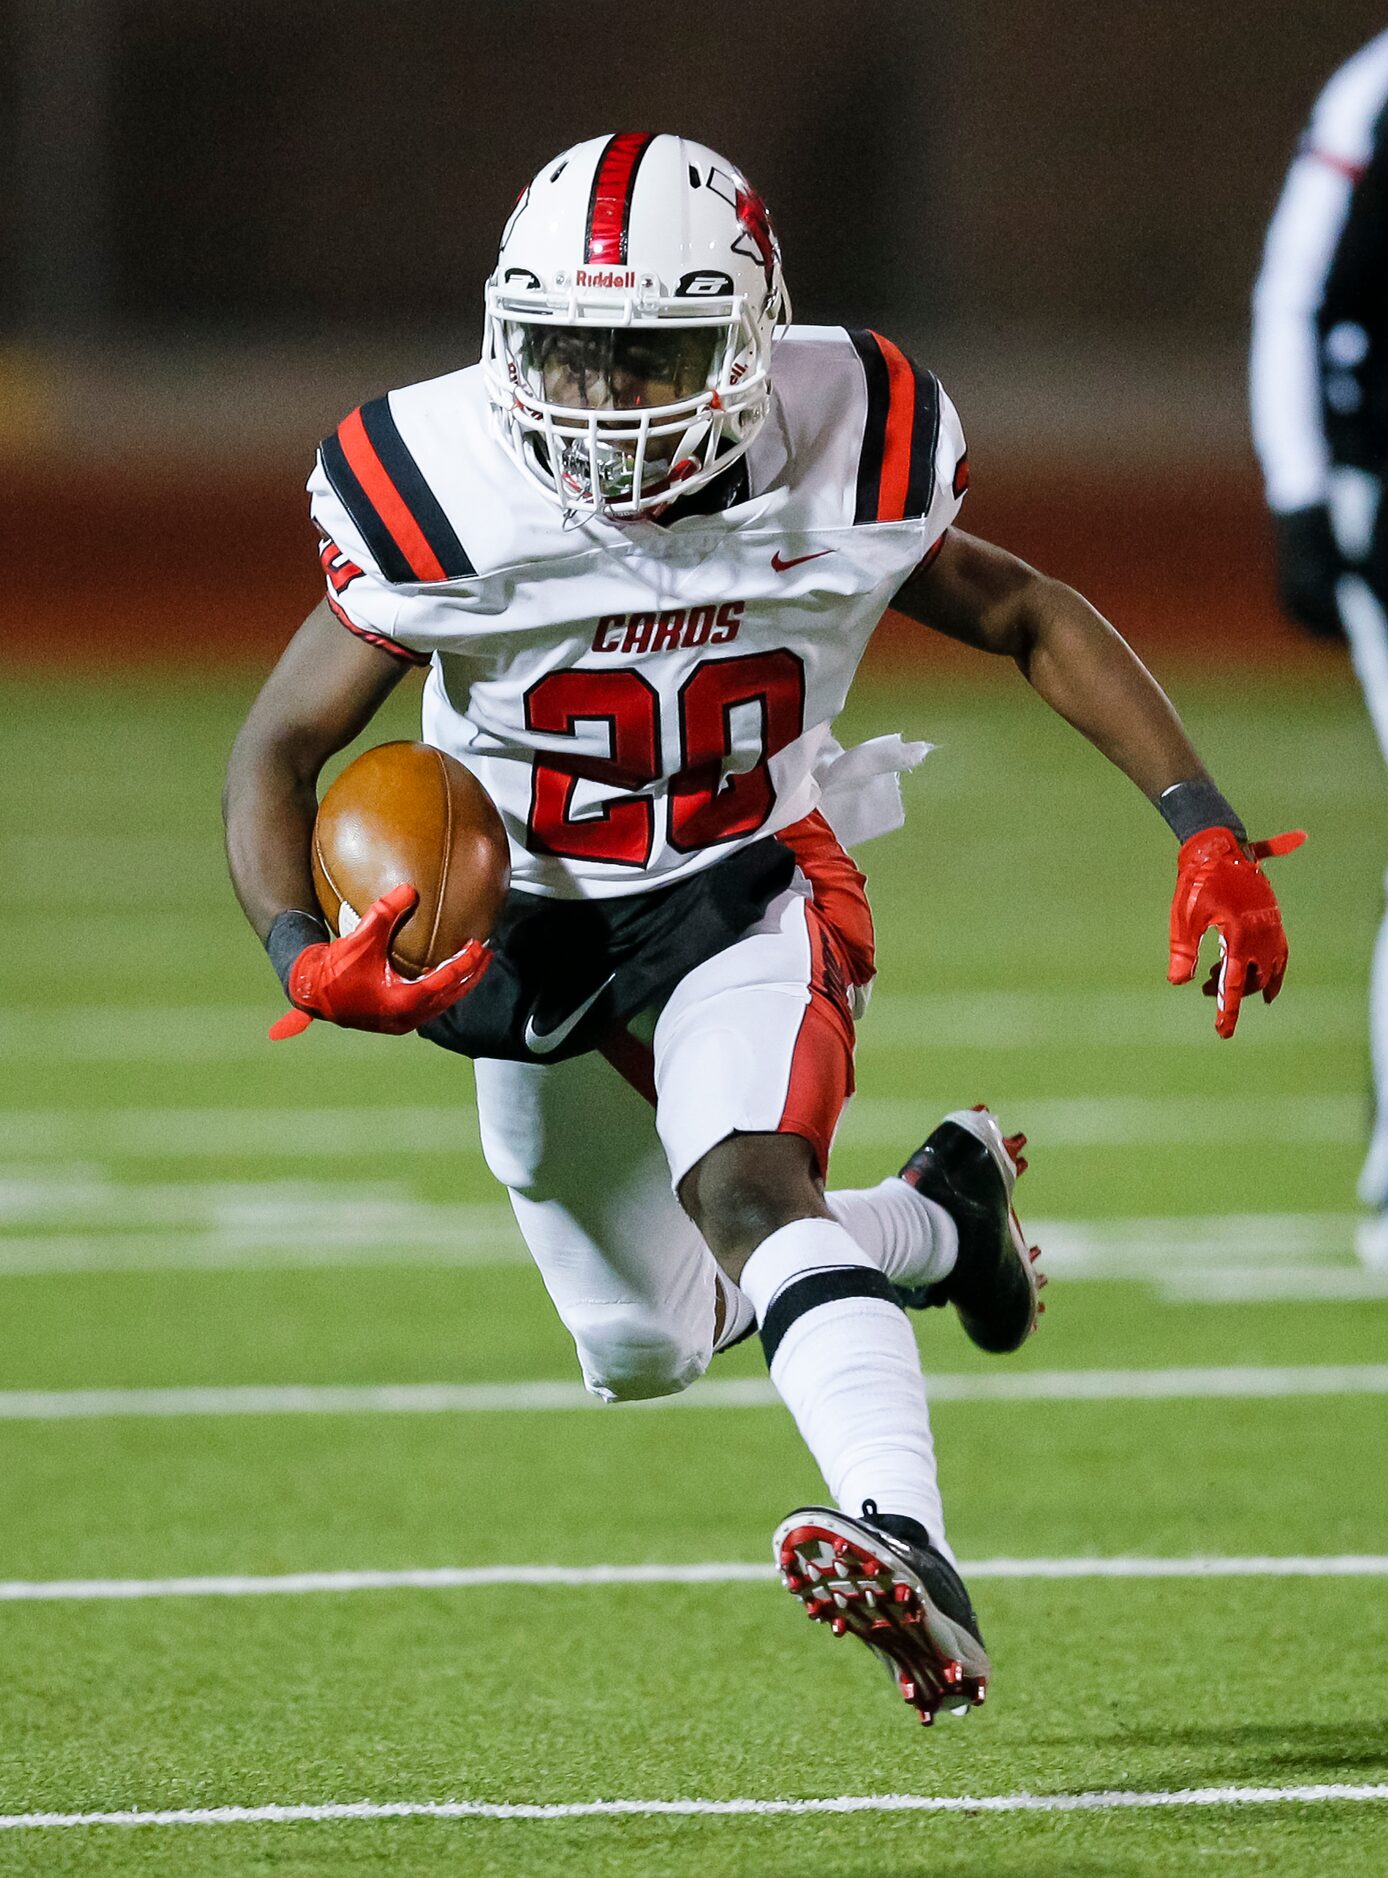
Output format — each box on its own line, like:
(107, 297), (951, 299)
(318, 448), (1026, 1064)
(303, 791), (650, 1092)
(265, 909), (330, 993)
(1157, 779), (1247, 845)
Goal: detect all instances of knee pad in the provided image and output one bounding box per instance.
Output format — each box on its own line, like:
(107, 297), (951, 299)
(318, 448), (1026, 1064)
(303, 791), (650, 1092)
(568, 1303), (710, 1404)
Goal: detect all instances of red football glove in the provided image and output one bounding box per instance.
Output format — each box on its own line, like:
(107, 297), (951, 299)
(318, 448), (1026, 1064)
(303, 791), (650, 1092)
(1167, 826), (1305, 1038)
(268, 882), (491, 1041)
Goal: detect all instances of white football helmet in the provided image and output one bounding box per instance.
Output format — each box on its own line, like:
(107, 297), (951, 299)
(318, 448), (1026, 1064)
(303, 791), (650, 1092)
(482, 133), (791, 519)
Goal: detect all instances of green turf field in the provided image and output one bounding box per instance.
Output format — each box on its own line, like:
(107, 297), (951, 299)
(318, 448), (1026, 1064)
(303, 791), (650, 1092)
(2, 657), (1387, 1876)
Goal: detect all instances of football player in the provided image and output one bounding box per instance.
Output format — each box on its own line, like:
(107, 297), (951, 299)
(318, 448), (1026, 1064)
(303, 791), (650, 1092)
(226, 134), (1299, 1725)
(1251, 29), (1388, 1266)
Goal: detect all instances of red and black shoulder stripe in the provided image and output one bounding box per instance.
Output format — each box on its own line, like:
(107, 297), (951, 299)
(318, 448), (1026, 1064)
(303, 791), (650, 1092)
(846, 331), (944, 526)
(319, 396), (475, 585)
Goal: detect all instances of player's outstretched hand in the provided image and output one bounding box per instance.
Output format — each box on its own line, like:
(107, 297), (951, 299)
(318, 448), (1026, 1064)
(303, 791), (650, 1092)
(1167, 827), (1305, 1039)
(1272, 505), (1344, 639)
(268, 883), (491, 1040)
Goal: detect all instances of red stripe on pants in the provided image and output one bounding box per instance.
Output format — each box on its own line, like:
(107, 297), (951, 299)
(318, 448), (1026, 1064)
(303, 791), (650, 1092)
(773, 812), (874, 1177)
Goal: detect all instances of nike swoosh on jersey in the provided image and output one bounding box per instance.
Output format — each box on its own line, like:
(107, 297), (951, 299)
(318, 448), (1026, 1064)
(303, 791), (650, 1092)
(771, 549), (835, 571)
(522, 974), (617, 1056)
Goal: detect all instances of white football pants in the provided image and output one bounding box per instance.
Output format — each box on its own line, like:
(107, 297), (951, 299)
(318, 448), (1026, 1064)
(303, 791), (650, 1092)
(474, 881), (855, 1401)
(1332, 470), (1388, 1214)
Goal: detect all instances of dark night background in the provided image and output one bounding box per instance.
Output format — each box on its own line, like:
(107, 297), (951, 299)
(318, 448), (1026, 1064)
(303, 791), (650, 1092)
(2, 1), (1383, 658)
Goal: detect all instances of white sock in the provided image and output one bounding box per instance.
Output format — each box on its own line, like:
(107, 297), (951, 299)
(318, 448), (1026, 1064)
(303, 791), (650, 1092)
(711, 1184), (948, 1351)
(740, 1216), (950, 1557)
(827, 1177), (958, 1287)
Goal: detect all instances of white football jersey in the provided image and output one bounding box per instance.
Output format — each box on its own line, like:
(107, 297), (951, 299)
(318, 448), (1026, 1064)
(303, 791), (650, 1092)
(308, 325), (968, 899)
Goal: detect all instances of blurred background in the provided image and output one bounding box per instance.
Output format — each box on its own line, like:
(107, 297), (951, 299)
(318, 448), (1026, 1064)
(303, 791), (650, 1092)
(4, 0), (1386, 664)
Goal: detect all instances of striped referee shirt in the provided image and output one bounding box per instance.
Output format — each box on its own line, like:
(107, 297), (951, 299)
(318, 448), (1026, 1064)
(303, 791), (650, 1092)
(1251, 29), (1388, 513)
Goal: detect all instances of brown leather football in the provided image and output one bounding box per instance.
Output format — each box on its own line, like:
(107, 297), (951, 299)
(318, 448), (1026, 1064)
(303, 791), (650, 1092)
(311, 741), (510, 973)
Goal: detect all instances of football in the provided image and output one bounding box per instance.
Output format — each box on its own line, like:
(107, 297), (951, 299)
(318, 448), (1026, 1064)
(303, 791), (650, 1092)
(311, 741), (510, 973)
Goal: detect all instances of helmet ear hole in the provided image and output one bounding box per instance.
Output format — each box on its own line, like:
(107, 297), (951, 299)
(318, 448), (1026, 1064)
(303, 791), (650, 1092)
(482, 133), (788, 517)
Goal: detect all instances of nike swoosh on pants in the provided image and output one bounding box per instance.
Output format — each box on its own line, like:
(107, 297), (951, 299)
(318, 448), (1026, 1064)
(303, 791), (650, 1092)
(522, 974), (618, 1056)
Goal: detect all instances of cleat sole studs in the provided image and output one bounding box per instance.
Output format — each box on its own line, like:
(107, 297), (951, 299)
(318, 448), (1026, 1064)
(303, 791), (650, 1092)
(778, 1516), (989, 1732)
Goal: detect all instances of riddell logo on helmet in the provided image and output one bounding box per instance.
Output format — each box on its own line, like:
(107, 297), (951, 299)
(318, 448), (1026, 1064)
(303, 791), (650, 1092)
(576, 267), (637, 288)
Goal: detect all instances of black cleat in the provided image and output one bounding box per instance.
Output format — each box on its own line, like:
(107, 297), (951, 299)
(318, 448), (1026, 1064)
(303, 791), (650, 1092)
(773, 1500), (991, 1726)
(895, 1105), (1044, 1353)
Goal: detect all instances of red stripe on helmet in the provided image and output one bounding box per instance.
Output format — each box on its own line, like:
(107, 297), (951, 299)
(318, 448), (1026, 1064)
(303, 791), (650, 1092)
(585, 133), (656, 264)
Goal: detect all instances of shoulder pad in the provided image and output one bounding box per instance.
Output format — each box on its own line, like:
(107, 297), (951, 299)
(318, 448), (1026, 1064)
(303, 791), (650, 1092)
(319, 395), (476, 585)
(844, 330), (945, 526)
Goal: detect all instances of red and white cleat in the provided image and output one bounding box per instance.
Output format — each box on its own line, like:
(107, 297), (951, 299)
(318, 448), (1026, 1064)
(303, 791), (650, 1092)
(773, 1501), (992, 1727)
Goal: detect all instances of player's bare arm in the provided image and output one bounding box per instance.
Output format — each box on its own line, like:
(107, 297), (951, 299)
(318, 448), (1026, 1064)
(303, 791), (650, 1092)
(897, 528), (1209, 800)
(896, 527), (1303, 1035)
(224, 600), (488, 1035)
(224, 598), (408, 940)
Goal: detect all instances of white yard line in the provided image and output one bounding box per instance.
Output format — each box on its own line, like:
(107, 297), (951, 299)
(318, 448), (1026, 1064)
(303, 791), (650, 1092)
(0, 1009), (330, 1064)
(841, 1094), (1361, 1148)
(0, 985), (1359, 1058)
(0, 1109), (483, 1158)
(0, 1563), (769, 1601)
(0, 1232), (528, 1275)
(966, 1556), (1388, 1579)
(0, 1204), (1358, 1278)
(0, 1096), (1361, 1158)
(1036, 1212), (1354, 1261)
(861, 986), (1360, 1048)
(3, 1365), (1386, 1421)
(3, 1784), (1387, 1830)
(1163, 1268), (1388, 1302)
(0, 1379), (687, 1418)
(2, 1556), (1386, 1605)
(0, 1175), (526, 1272)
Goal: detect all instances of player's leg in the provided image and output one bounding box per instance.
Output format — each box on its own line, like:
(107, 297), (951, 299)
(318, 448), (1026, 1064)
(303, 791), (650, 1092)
(825, 1115), (1042, 1347)
(656, 855), (1041, 1352)
(773, 810), (1040, 1332)
(1359, 873), (1388, 1266)
(654, 883), (1001, 1720)
(679, 1126), (954, 1541)
(1330, 475), (1388, 1264)
(1338, 584), (1388, 1261)
(1338, 575), (1388, 1262)
(473, 1048), (745, 1401)
(824, 1176), (958, 1286)
(474, 1036), (1010, 1385)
